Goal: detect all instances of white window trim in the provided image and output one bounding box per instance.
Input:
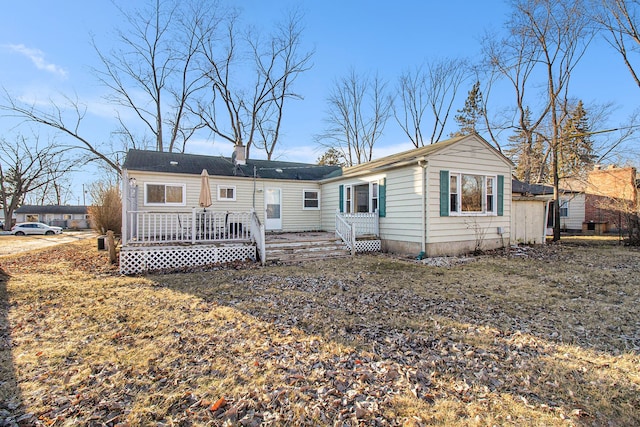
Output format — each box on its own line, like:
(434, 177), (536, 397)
(302, 189), (320, 210)
(371, 182), (379, 213)
(559, 199), (569, 217)
(343, 182), (381, 214)
(143, 183), (187, 207)
(217, 185), (236, 201)
(449, 171), (497, 217)
(345, 184), (352, 213)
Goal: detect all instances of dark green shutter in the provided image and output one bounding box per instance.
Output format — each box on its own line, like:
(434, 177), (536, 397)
(440, 170), (449, 216)
(497, 175), (504, 216)
(378, 178), (386, 217)
(339, 185), (344, 213)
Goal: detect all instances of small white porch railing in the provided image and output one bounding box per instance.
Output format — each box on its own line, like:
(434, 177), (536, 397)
(336, 209), (380, 237)
(125, 209), (252, 245)
(335, 211), (356, 256)
(250, 210), (266, 265)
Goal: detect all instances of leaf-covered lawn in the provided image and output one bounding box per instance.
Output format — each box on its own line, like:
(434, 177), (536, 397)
(0, 239), (638, 426)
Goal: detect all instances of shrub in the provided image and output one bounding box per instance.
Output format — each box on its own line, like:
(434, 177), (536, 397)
(88, 185), (122, 235)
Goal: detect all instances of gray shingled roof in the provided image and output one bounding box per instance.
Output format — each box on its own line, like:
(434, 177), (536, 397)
(15, 205), (88, 214)
(512, 179), (581, 196)
(123, 149), (342, 181)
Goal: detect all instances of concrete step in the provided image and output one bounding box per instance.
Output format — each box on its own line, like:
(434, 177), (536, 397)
(265, 239), (344, 249)
(265, 238), (351, 263)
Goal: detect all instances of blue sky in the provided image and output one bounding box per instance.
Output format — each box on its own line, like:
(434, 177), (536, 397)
(0, 1), (637, 204)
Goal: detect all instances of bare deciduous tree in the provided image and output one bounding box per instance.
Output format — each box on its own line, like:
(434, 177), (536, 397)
(317, 70), (393, 166)
(0, 91), (122, 173)
(195, 9), (313, 160)
(394, 58), (469, 147)
(0, 134), (74, 230)
(496, 0), (594, 241)
(395, 65), (428, 148)
(2, 1), (310, 175)
(482, 21), (549, 184)
(425, 58), (469, 144)
(93, 0), (211, 153)
(593, 0), (640, 89)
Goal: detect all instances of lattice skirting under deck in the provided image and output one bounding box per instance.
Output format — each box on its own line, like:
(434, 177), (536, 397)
(355, 239), (381, 253)
(120, 244), (256, 275)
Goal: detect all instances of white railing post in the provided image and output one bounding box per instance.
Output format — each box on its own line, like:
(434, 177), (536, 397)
(191, 208), (197, 244)
(374, 208), (380, 237)
(260, 223), (266, 265)
(249, 209), (266, 265)
(350, 223), (356, 256)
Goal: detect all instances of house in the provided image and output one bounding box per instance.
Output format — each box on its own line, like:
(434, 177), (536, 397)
(120, 134), (513, 274)
(14, 205), (90, 229)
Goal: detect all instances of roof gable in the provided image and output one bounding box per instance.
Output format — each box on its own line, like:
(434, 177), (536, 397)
(123, 150), (342, 181)
(339, 134), (512, 178)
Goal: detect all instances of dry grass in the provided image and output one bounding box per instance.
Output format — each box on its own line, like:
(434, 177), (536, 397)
(0, 238), (638, 426)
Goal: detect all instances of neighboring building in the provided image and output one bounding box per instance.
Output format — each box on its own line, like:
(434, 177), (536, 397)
(550, 179), (586, 233)
(513, 178), (587, 234)
(14, 205), (90, 229)
(120, 134), (513, 273)
(583, 165), (638, 234)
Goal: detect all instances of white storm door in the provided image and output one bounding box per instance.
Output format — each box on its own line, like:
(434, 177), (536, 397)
(265, 188), (282, 230)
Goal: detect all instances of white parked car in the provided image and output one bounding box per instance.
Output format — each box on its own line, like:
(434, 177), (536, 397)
(11, 222), (63, 236)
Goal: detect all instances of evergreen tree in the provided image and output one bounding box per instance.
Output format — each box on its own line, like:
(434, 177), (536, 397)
(506, 107), (548, 183)
(451, 81), (484, 137)
(558, 100), (595, 180)
(317, 148), (346, 166)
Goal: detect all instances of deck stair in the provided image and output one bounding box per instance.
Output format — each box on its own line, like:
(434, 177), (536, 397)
(264, 234), (351, 263)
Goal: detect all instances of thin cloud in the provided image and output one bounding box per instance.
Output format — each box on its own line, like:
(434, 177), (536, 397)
(5, 43), (68, 78)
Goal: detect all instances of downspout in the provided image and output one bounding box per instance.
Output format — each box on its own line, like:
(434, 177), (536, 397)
(418, 158), (428, 253)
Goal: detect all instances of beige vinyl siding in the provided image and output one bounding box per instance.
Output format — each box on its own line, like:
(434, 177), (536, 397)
(127, 170), (321, 232)
(427, 137), (512, 246)
(320, 171), (425, 240)
(559, 193), (585, 231)
(380, 167), (423, 244)
(321, 181), (340, 231)
(256, 179), (322, 232)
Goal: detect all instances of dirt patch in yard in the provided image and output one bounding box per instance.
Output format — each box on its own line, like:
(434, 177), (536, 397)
(0, 232), (95, 257)
(0, 238), (638, 426)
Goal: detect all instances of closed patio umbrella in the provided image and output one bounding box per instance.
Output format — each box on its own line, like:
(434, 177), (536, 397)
(199, 169), (212, 210)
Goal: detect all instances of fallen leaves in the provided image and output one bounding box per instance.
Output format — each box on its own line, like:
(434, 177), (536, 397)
(1, 238), (639, 425)
(210, 397), (226, 412)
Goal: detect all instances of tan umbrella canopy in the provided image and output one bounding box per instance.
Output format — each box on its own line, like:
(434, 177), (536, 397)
(199, 169), (212, 210)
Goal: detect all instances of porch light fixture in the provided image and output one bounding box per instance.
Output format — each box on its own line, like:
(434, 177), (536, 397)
(128, 177), (137, 187)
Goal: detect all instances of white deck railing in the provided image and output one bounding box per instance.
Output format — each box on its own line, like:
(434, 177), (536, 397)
(338, 209), (380, 237)
(125, 209), (252, 245)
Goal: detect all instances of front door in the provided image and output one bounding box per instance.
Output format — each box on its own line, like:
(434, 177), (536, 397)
(265, 188), (282, 230)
